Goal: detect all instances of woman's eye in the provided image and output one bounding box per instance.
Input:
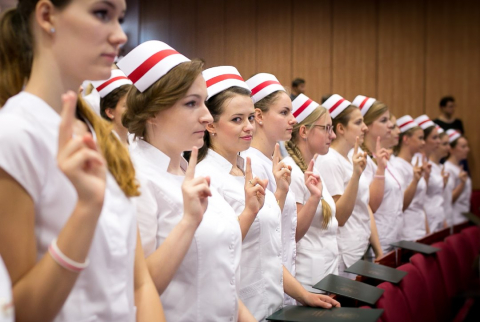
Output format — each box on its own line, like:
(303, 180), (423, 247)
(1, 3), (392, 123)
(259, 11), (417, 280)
(232, 117), (242, 123)
(186, 100), (196, 107)
(94, 10), (109, 21)
(248, 115), (255, 122)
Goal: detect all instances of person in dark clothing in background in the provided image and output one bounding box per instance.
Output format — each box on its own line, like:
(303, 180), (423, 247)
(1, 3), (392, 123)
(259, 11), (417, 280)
(434, 96), (465, 134)
(290, 78), (306, 100)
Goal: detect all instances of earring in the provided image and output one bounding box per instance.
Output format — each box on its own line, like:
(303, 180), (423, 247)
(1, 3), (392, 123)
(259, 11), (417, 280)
(212, 133), (216, 136)
(50, 27), (56, 34)
(259, 121), (263, 125)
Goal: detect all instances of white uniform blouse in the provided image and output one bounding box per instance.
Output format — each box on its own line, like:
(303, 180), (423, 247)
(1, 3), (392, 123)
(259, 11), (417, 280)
(315, 149), (371, 268)
(197, 149), (283, 321)
(0, 257), (13, 322)
(389, 156), (427, 241)
(359, 153), (403, 254)
(242, 147), (297, 305)
(425, 161), (447, 232)
(282, 157), (339, 293)
(0, 92), (137, 322)
(444, 161), (472, 225)
(131, 141), (242, 322)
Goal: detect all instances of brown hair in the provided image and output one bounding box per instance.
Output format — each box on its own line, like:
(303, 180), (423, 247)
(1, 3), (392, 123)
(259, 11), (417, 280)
(123, 60), (204, 142)
(285, 107), (333, 229)
(254, 90), (286, 113)
(393, 126), (421, 156)
(100, 84), (131, 121)
(330, 105), (357, 135)
(198, 86), (251, 162)
(0, 0), (139, 197)
(361, 100), (389, 161)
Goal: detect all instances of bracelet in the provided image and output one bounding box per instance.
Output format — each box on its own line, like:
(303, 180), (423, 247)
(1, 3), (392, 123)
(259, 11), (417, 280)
(49, 238), (90, 273)
(374, 175), (385, 179)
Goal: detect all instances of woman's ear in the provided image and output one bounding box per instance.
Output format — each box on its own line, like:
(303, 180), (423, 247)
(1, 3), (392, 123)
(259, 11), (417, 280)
(35, 0), (57, 35)
(206, 123), (216, 135)
(299, 125), (308, 140)
(105, 108), (115, 120)
(335, 123), (345, 136)
(254, 108), (263, 124)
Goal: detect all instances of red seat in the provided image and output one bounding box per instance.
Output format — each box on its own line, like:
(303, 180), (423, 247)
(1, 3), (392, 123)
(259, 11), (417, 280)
(410, 254), (450, 322)
(375, 282), (413, 322)
(396, 263), (436, 322)
(445, 233), (476, 291)
(432, 242), (462, 298)
(461, 226), (480, 254)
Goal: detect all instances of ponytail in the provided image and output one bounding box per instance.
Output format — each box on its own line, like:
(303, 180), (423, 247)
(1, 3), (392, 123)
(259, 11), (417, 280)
(0, 8), (32, 106)
(78, 98), (140, 197)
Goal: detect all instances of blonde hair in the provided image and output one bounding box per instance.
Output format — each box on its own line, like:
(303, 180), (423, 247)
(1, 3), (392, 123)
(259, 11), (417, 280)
(285, 106), (333, 229)
(361, 100), (389, 163)
(393, 126), (421, 156)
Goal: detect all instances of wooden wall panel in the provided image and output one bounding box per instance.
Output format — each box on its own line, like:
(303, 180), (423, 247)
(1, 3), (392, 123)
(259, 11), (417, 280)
(138, 0), (170, 43)
(425, 0), (480, 188)
(195, 0), (225, 67)
(331, 0), (377, 100)
(377, 0), (426, 117)
(292, 0), (332, 103)
(256, 0), (293, 86)
(224, 0), (257, 78)
(169, 0), (197, 58)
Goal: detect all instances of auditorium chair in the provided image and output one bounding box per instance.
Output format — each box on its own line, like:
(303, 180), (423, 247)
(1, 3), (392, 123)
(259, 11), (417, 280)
(461, 226), (480, 254)
(396, 263), (436, 322)
(375, 282), (413, 322)
(410, 253), (451, 322)
(445, 234), (476, 291)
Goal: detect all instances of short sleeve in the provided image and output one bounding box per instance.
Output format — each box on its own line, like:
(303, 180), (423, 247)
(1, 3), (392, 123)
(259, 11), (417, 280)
(0, 115), (46, 204)
(315, 154), (347, 197)
(134, 176), (159, 257)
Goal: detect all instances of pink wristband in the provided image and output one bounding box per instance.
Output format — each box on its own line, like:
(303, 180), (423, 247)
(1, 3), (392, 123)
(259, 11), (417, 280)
(49, 239), (89, 273)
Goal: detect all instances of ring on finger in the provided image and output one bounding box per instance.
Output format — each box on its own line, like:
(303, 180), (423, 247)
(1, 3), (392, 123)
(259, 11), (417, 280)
(249, 180), (254, 186)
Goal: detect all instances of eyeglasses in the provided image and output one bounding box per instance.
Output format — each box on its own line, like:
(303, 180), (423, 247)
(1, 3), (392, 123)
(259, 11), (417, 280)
(311, 124), (334, 134)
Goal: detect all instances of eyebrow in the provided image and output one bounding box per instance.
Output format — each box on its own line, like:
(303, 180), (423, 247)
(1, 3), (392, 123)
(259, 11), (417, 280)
(184, 94), (202, 99)
(100, 0), (126, 14)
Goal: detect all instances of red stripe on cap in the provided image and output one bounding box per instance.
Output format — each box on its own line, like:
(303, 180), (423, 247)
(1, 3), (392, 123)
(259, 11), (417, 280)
(293, 98), (313, 118)
(96, 76), (130, 92)
(359, 97), (369, 109)
(128, 49), (180, 84)
(448, 131), (459, 137)
(418, 119), (431, 126)
(329, 98), (345, 113)
(206, 74), (244, 88)
(251, 80), (281, 96)
(399, 120), (414, 129)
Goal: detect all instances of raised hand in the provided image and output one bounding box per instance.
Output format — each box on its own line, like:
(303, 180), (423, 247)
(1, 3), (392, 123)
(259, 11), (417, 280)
(272, 143), (291, 193)
(374, 136), (389, 169)
(412, 156), (423, 182)
(422, 154), (432, 181)
(244, 157), (268, 215)
(352, 136), (367, 176)
(459, 165), (468, 183)
(304, 157), (323, 199)
(181, 147), (211, 227)
(441, 166), (450, 188)
(57, 91), (106, 206)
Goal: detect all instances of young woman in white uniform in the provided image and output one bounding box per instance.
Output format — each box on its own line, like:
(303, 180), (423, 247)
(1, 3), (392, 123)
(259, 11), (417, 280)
(444, 130), (472, 225)
(390, 116), (428, 241)
(413, 115), (445, 232)
(119, 42), (249, 322)
(198, 68), (340, 319)
(242, 73), (296, 305)
(92, 69), (132, 145)
(283, 94), (340, 291)
(0, 1), (164, 321)
(429, 127), (451, 229)
(0, 256), (13, 322)
(352, 96), (401, 256)
(315, 95), (369, 278)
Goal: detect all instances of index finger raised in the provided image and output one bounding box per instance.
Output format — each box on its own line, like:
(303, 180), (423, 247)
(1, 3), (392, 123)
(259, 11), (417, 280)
(273, 143), (281, 165)
(185, 146), (198, 179)
(245, 157), (253, 181)
(58, 91), (77, 150)
(354, 136), (359, 155)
